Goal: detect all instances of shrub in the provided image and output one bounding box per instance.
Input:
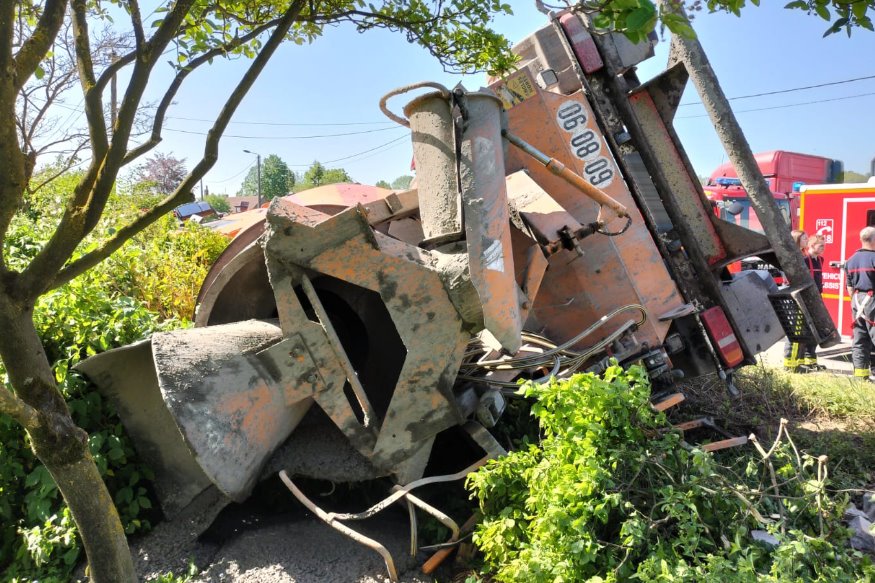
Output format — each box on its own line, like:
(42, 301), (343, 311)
(467, 365), (875, 582)
(1, 169), (227, 580)
(104, 216), (229, 320)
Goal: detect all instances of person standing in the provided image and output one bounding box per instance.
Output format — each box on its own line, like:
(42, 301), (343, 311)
(801, 235), (825, 371)
(845, 226), (875, 381)
(783, 230), (810, 372)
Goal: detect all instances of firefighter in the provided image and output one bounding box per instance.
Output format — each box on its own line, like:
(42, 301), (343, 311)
(801, 235), (826, 371)
(783, 230), (809, 372)
(845, 226), (875, 381)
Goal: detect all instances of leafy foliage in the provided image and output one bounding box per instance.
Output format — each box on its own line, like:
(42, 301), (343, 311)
(240, 154), (296, 201)
(105, 217), (229, 321)
(133, 153), (189, 196)
(376, 175), (414, 190)
(294, 160), (353, 192)
(0, 169), (224, 579)
(391, 175), (414, 190)
(579, 0), (875, 42)
(467, 365), (875, 582)
(205, 194), (231, 213)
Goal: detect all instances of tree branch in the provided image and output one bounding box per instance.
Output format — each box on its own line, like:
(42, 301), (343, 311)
(0, 386), (41, 431)
(128, 0), (146, 51)
(0, 2), (27, 273)
(16, 0), (198, 298)
(28, 151), (86, 195)
(13, 0), (69, 92)
(123, 17), (282, 167)
(94, 50), (136, 96)
(70, 0), (108, 158)
(51, 0), (308, 289)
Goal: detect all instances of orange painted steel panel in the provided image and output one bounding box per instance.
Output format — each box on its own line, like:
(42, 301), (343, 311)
(499, 71), (684, 350)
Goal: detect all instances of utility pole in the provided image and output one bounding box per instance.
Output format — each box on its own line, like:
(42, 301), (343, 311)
(659, 0), (838, 347)
(110, 52), (118, 127)
(243, 149), (262, 207)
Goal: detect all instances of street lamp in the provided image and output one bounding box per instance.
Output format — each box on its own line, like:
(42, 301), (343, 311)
(243, 149), (262, 208)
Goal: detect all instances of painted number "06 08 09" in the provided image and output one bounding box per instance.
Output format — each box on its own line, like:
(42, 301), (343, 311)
(556, 101), (614, 188)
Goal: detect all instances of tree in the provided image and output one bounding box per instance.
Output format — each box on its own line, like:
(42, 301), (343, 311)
(391, 175), (413, 190)
(205, 194), (231, 213)
(240, 153), (295, 200)
(375, 175), (412, 189)
(0, 2), (516, 581)
(586, 0), (874, 41)
(15, 18), (130, 195)
(842, 170), (870, 183)
(295, 160), (353, 191)
(134, 152), (188, 195)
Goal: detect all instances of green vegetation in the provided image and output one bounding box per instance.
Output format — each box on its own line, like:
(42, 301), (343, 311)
(240, 154), (296, 201)
(467, 365), (875, 582)
(841, 170), (871, 183)
(376, 175), (414, 190)
(294, 160), (353, 192)
(679, 365), (875, 491)
(1, 170), (226, 580)
(205, 194), (231, 214)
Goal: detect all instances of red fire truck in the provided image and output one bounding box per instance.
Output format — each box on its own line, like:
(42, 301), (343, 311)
(799, 180), (875, 339)
(705, 151), (843, 231)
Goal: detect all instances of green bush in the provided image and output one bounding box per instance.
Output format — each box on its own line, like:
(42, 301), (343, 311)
(1, 275), (174, 580)
(1, 169), (228, 580)
(105, 216), (229, 321)
(467, 365), (875, 582)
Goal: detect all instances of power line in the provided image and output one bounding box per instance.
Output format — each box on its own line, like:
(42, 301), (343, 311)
(22, 96), (398, 130)
(678, 73), (875, 107)
(288, 135), (409, 166)
(676, 91), (875, 119)
(339, 137), (409, 166)
(206, 135), (410, 186)
(163, 125), (405, 139)
(209, 159), (256, 183)
(167, 115), (395, 127)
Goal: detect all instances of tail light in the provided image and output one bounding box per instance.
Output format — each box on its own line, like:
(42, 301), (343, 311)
(700, 306), (744, 368)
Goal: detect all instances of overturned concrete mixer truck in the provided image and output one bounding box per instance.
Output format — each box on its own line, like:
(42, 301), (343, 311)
(78, 11), (837, 535)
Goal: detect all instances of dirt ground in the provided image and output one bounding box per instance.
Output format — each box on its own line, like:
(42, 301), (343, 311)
(131, 504), (446, 583)
(127, 478), (454, 583)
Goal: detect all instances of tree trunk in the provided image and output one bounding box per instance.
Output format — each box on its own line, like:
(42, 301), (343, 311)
(662, 6), (839, 348)
(0, 292), (136, 582)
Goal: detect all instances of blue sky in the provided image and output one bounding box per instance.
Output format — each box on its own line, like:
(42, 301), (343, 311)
(140, 2), (875, 195)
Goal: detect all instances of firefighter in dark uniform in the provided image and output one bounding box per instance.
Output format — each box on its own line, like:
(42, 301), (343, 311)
(845, 226), (875, 380)
(801, 235), (826, 370)
(783, 230), (809, 372)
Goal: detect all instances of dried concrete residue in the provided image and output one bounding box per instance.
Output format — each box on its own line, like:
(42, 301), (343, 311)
(261, 408), (384, 483)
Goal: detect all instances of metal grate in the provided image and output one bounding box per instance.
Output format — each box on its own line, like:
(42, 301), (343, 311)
(769, 291), (816, 344)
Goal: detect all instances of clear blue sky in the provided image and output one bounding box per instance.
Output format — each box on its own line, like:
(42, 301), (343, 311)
(141, 2), (875, 195)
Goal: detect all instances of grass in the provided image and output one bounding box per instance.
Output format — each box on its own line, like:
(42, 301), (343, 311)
(674, 362), (875, 492)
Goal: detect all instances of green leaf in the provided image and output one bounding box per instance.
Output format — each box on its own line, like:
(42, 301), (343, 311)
(815, 4), (830, 20)
(34, 65), (45, 80)
(626, 5), (656, 33)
